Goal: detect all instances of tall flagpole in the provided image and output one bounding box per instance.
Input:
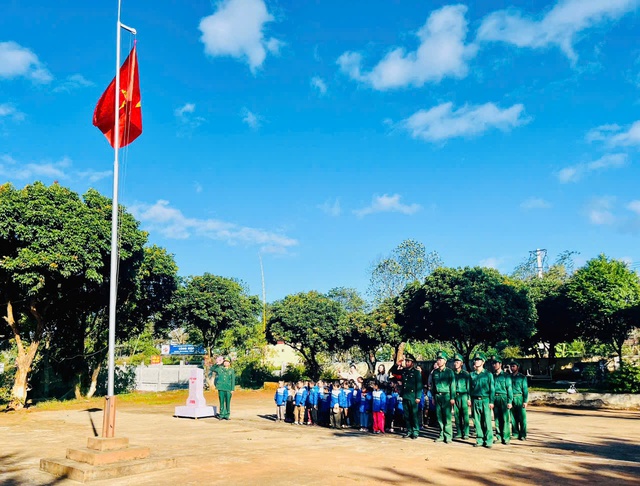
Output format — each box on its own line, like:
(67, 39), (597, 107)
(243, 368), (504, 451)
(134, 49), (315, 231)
(103, 0), (136, 438)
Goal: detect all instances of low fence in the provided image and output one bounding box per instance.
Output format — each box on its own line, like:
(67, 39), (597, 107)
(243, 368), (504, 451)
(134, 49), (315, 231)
(134, 363), (200, 392)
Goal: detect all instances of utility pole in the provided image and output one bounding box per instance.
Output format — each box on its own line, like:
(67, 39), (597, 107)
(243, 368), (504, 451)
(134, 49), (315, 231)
(533, 248), (547, 278)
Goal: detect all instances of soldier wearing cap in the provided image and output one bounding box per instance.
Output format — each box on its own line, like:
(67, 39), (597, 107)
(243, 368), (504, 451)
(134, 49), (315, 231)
(390, 352), (423, 439)
(211, 355), (236, 420)
(431, 350), (455, 443)
(470, 352), (495, 448)
(508, 359), (528, 440)
(492, 356), (513, 444)
(453, 353), (471, 439)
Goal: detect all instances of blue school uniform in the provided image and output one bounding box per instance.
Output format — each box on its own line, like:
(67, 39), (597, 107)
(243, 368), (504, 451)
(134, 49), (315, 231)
(307, 385), (319, 407)
(371, 389), (387, 413)
(274, 386), (288, 406)
(359, 392), (372, 428)
(330, 387), (343, 408)
(295, 387), (308, 407)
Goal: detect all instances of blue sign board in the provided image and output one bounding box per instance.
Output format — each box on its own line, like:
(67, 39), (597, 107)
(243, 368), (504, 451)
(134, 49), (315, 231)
(169, 344), (205, 355)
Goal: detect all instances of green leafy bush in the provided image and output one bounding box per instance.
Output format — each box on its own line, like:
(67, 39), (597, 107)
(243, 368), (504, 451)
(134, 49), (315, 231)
(607, 362), (640, 393)
(237, 360), (275, 389)
(282, 363), (306, 383)
(95, 365), (137, 396)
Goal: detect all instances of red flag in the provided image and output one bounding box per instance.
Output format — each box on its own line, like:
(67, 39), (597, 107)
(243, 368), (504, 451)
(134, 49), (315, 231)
(93, 45), (142, 148)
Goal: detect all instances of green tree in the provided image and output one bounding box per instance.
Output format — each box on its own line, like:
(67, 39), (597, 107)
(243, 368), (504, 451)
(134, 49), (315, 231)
(368, 239), (442, 305)
(170, 273), (261, 379)
(348, 297), (403, 375)
(401, 267), (536, 365)
(0, 182), (146, 408)
(565, 255), (640, 368)
(266, 291), (348, 379)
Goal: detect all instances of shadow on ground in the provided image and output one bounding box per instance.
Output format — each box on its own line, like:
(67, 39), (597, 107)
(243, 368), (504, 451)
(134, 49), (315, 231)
(0, 454), (67, 486)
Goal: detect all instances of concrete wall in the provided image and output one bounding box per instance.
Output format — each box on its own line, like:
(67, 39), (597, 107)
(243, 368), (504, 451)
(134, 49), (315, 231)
(134, 363), (199, 392)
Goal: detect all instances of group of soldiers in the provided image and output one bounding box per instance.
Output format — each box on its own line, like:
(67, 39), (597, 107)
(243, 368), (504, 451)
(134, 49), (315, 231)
(392, 350), (528, 447)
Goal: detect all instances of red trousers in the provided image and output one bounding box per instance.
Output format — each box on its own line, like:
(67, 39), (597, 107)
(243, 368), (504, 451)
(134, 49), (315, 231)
(373, 411), (385, 432)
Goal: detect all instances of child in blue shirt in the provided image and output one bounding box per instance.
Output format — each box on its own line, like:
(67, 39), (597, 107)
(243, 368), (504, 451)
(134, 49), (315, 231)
(294, 381), (308, 425)
(358, 386), (372, 431)
(274, 380), (288, 422)
(305, 380), (319, 425)
(330, 381), (345, 429)
(371, 381), (387, 434)
(385, 385), (396, 432)
(318, 385), (330, 427)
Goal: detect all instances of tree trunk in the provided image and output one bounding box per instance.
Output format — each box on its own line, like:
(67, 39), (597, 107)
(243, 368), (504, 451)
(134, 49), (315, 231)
(365, 350), (376, 376)
(4, 301), (43, 409)
(74, 375), (83, 399)
(86, 364), (101, 399)
(394, 342), (406, 362)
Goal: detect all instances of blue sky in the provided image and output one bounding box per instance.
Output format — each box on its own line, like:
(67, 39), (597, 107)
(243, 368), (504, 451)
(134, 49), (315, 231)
(2, 0), (640, 302)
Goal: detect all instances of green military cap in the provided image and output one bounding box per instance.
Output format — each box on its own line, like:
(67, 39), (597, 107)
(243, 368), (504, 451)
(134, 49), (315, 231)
(223, 356), (231, 363)
(492, 355), (502, 363)
(404, 352), (416, 362)
(508, 359), (520, 367)
(435, 350), (448, 360)
(453, 353), (464, 362)
(472, 352), (486, 361)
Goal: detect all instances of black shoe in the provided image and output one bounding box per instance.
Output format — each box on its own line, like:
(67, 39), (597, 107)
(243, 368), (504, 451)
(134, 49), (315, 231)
(411, 435), (418, 440)
(402, 433), (411, 438)
(473, 443), (481, 447)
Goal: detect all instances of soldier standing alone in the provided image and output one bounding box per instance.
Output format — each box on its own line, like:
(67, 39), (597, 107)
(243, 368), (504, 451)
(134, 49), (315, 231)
(390, 353), (423, 439)
(431, 350), (455, 443)
(211, 355), (236, 420)
(453, 353), (471, 439)
(470, 352), (494, 448)
(509, 360), (529, 440)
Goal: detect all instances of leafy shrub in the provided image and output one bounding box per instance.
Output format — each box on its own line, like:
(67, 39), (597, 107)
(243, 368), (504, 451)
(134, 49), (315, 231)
(607, 362), (640, 393)
(95, 365), (137, 396)
(282, 363), (306, 383)
(0, 364), (15, 405)
(238, 360), (275, 389)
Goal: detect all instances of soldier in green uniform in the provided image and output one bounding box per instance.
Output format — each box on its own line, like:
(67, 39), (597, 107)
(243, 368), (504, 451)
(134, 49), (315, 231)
(390, 353), (423, 439)
(453, 353), (471, 439)
(470, 352), (494, 448)
(491, 356), (513, 444)
(509, 360), (529, 440)
(211, 355), (236, 420)
(431, 350), (455, 443)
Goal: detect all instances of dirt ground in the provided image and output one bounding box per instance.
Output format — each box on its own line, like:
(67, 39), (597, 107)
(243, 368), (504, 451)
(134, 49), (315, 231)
(1, 389), (639, 485)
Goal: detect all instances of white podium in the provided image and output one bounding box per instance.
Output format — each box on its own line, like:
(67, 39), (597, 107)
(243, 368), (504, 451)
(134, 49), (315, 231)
(174, 368), (217, 419)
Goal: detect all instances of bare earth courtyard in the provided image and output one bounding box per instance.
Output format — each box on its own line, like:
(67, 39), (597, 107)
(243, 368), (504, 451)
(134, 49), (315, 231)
(2, 389), (639, 485)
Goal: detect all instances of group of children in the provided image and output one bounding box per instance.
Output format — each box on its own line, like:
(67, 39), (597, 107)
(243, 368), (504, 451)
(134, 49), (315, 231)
(273, 378), (436, 434)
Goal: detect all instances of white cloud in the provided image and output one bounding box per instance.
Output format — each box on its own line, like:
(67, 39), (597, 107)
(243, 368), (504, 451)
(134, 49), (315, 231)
(587, 196), (616, 225)
(337, 5), (477, 90)
(587, 121), (640, 147)
(480, 257), (505, 269)
(174, 103), (205, 133)
(76, 169), (112, 183)
(0, 154), (111, 183)
(521, 197), (552, 210)
(0, 103), (25, 121)
(131, 199), (298, 253)
(0, 154), (71, 180)
(175, 103), (196, 118)
(477, 0), (638, 62)
(556, 153), (628, 183)
(353, 194), (421, 218)
(311, 76), (327, 95)
(53, 74), (93, 93)
(0, 41), (53, 83)
(627, 200), (640, 215)
(199, 0), (282, 73)
(401, 101), (528, 143)
(318, 198), (341, 217)
(242, 108), (261, 129)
